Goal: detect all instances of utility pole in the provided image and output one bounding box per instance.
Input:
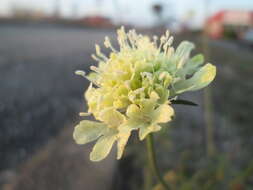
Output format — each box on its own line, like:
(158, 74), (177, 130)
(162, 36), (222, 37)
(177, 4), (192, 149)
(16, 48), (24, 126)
(53, 0), (60, 18)
(95, 0), (102, 15)
(72, 1), (78, 19)
(202, 0), (216, 158)
(112, 0), (119, 23)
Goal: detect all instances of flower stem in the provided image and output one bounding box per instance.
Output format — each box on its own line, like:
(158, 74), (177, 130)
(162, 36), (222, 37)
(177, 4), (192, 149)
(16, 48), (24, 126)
(146, 133), (170, 190)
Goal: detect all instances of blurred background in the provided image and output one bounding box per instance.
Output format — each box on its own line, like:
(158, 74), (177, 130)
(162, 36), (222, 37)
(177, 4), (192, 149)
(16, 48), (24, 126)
(0, 0), (253, 189)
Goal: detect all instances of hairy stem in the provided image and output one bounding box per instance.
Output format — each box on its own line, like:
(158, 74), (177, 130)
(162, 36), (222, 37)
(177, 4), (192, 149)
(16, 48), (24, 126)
(146, 133), (170, 190)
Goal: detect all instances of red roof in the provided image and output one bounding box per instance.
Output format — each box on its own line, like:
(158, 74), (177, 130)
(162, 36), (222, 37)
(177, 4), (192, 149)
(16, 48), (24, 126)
(81, 16), (113, 27)
(207, 11), (225, 24)
(207, 10), (253, 25)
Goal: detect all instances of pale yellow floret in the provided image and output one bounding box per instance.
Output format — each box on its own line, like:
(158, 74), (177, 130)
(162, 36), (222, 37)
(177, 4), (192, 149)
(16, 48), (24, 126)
(73, 26), (216, 162)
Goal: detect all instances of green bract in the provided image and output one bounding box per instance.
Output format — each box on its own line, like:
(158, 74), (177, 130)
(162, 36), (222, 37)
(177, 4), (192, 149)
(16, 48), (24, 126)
(73, 27), (216, 161)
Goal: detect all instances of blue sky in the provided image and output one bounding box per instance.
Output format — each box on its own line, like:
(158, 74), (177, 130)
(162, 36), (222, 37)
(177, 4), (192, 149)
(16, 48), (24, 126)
(0, 0), (253, 27)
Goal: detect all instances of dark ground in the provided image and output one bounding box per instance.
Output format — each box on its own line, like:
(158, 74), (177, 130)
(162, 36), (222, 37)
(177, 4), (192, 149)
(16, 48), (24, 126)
(0, 24), (253, 190)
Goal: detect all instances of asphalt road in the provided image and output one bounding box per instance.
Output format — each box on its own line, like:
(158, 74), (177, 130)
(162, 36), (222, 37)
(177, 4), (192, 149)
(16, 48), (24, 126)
(0, 25), (116, 183)
(0, 25), (208, 189)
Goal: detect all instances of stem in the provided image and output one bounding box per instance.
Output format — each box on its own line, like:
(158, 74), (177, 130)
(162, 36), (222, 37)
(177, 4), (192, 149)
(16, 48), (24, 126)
(202, 0), (216, 158)
(143, 166), (152, 190)
(146, 133), (170, 190)
(204, 87), (216, 157)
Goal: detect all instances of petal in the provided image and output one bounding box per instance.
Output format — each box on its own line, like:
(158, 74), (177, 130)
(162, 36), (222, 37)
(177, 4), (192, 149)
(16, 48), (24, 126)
(119, 117), (148, 132)
(126, 102), (154, 124)
(177, 54), (204, 78)
(117, 129), (131, 159)
(86, 72), (99, 85)
(85, 85), (101, 114)
(173, 63), (216, 94)
(150, 91), (160, 100)
(139, 99), (156, 114)
(73, 120), (106, 144)
(128, 87), (145, 102)
(118, 118), (148, 155)
(85, 83), (95, 100)
(139, 124), (161, 140)
(175, 41), (195, 58)
(153, 104), (174, 123)
(184, 54), (204, 76)
(126, 104), (141, 119)
(90, 130), (117, 161)
(154, 84), (170, 103)
(175, 41), (195, 69)
(99, 107), (125, 127)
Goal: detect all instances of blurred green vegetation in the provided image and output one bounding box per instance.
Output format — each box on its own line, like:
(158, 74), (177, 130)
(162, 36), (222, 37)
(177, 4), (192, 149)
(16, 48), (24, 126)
(153, 154), (253, 190)
(114, 31), (253, 190)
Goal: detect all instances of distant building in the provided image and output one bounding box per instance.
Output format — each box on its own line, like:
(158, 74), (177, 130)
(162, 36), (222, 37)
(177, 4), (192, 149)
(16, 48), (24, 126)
(206, 10), (253, 39)
(81, 16), (113, 27)
(11, 9), (47, 20)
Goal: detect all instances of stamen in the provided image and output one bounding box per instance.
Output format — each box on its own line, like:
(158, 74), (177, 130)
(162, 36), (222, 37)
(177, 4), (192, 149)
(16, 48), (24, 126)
(158, 35), (167, 53)
(159, 72), (166, 80)
(153, 35), (158, 48)
(163, 37), (173, 55)
(90, 66), (100, 73)
(104, 36), (116, 52)
(168, 36), (174, 46)
(141, 72), (153, 82)
(75, 70), (86, 77)
(79, 112), (91, 116)
(117, 26), (130, 49)
(165, 30), (170, 38)
(95, 44), (108, 61)
(91, 54), (103, 62)
(127, 30), (137, 49)
(167, 47), (174, 57)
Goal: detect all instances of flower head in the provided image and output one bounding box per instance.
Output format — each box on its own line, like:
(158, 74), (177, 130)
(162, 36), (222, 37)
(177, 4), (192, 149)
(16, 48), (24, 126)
(73, 27), (216, 161)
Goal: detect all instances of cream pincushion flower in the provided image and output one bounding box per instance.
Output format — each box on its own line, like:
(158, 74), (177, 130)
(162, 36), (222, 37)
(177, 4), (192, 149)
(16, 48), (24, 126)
(73, 27), (216, 161)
